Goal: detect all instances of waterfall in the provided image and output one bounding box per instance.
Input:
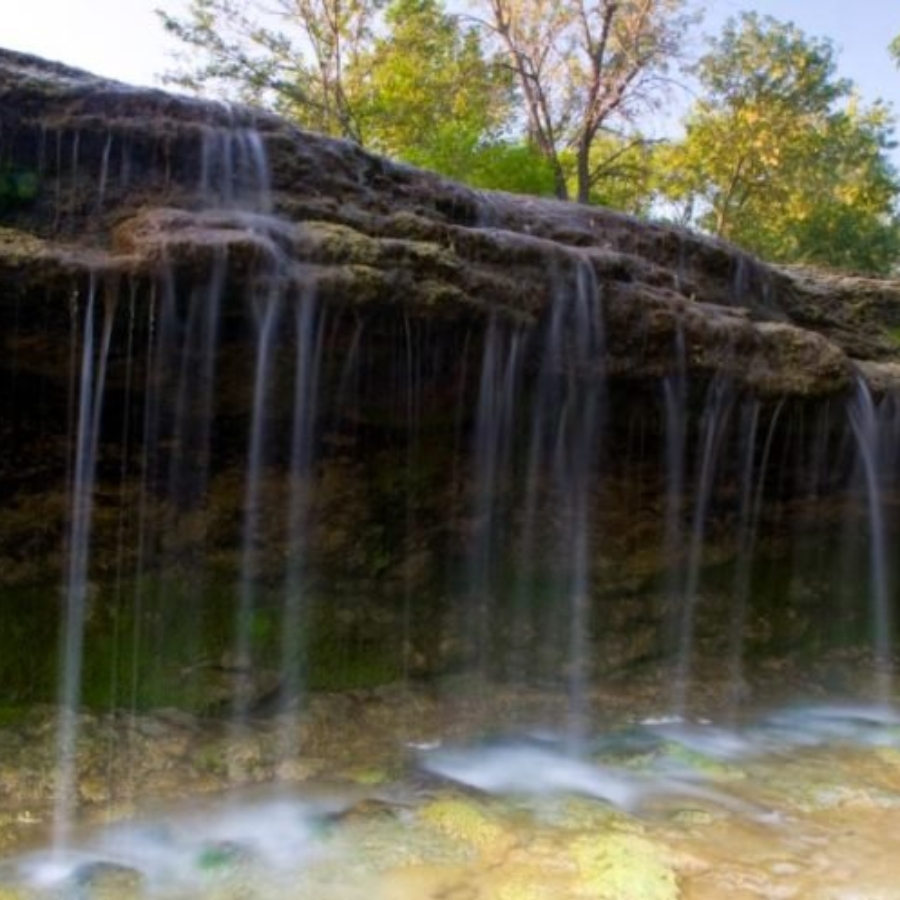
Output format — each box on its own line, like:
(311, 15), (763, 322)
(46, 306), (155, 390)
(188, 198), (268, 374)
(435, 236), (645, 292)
(466, 256), (605, 748)
(13, 51), (900, 900)
(47, 110), (301, 842)
(467, 317), (523, 677)
(54, 278), (116, 851)
(3, 60), (899, 872)
(234, 289), (283, 723)
(724, 398), (761, 715)
(724, 397), (787, 718)
(848, 377), (897, 704)
(671, 374), (733, 716)
(279, 290), (325, 718)
(200, 114), (272, 212)
(661, 326), (687, 665)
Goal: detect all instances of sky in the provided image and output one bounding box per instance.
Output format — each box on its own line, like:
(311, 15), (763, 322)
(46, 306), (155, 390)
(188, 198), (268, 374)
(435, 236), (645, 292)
(3, 0), (900, 133)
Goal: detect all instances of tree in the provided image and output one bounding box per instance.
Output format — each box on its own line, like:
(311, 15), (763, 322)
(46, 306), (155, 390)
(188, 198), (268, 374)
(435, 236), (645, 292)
(352, 0), (512, 180)
(463, 141), (559, 195)
(581, 134), (659, 213)
(157, 0), (696, 206)
(467, 0), (696, 203)
(158, 0), (524, 185)
(157, 0), (384, 140)
(658, 13), (900, 275)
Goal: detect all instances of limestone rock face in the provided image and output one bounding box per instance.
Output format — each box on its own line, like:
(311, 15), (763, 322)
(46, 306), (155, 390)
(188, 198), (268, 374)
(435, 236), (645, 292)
(1, 47), (899, 713)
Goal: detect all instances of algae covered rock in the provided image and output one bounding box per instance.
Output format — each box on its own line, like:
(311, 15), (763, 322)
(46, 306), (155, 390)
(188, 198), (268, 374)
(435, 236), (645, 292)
(53, 861), (146, 900)
(568, 831), (679, 900)
(418, 795), (515, 856)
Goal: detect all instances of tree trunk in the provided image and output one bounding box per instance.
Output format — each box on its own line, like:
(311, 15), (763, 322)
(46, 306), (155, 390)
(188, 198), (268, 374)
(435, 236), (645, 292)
(576, 135), (592, 204)
(552, 156), (570, 201)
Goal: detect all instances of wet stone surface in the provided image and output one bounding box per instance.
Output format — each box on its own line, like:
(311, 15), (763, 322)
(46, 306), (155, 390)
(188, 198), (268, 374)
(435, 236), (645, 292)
(2, 678), (900, 898)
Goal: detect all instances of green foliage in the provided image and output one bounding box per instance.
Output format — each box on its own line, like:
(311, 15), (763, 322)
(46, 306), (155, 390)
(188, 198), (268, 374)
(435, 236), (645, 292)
(579, 137), (659, 215)
(463, 141), (559, 196)
(158, 0), (527, 189)
(352, 0), (512, 180)
(157, 0), (385, 139)
(657, 13), (900, 275)
(157, 0), (690, 208)
(471, 0), (696, 202)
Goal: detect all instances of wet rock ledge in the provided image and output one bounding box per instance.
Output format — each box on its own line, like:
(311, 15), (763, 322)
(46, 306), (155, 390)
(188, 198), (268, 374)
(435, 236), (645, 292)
(2, 46), (899, 398)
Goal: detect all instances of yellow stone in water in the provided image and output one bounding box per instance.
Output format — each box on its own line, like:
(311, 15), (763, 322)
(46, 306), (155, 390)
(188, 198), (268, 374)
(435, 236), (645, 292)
(568, 832), (679, 900)
(0, 889), (25, 900)
(419, 797), (513, 854)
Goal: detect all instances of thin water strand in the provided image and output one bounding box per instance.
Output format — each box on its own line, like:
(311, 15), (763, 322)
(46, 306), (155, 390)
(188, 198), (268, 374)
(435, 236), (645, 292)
(672, 376), (733, 716)
(848, 378), (895, 705)
(54, 280), (116, 852)
(280, 289), (326, 720)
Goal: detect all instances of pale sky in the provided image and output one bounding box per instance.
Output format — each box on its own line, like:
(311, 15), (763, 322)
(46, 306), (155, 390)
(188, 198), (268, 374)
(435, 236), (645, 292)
(3, 0), (900, 133)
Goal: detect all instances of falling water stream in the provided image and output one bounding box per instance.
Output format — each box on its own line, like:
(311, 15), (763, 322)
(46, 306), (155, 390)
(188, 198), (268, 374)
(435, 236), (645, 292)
(848, 377), (896, 704)
(279, 291), (325, 720)
(54, 280), (116, 852)
(671, 375), (733, 715)
(234, 289), (283, 723)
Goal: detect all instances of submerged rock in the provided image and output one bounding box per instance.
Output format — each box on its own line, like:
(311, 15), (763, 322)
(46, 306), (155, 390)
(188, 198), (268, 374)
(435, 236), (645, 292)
(70, 861), (144, 900)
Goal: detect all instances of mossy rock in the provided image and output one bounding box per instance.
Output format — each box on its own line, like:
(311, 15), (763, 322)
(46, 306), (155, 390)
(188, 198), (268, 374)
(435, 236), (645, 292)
(69, 861), (145, 900)
(549, 797), (636, 832)
(418, 796), (514, 856)
(659, 743), (746, 781)
(0, 225), (46, 258)
(568, 832), (679, 900)
(344, 766), (391, 786)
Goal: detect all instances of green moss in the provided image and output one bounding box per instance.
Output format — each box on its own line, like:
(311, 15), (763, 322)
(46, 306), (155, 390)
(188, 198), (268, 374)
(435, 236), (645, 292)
(553, 797), (636, 832)
(0, 165), (39, 213)
(0, 569), (414, 710)
(196, 843), (245, 871)
(77, 576), (243, 711)
(0, 585), (57, 704)
(345, 766), (391, 786)
(307, 635), (402, 691)
(0, 707), (30, 728)
(660, 743), (746, 781)
(194, 744), (228, 776)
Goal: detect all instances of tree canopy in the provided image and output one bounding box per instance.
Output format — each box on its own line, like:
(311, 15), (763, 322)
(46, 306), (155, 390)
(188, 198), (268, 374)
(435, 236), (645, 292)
(157, 0), (694, 201)
(352, 0), (512, 180)
(656, 13), (900, 275)
(470, 0), (695, 203)
(158, 0), (383, 140)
